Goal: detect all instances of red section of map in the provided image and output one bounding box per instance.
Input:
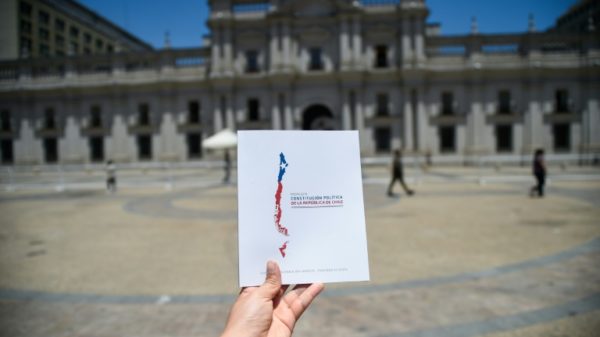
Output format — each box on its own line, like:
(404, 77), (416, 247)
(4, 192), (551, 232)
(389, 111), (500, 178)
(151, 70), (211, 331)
(274, 182), (289, 236)
(279, 241), (289, 258)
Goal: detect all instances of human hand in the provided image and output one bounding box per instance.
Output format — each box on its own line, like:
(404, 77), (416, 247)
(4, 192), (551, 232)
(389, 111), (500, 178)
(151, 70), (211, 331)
(221, 261), (324, 337)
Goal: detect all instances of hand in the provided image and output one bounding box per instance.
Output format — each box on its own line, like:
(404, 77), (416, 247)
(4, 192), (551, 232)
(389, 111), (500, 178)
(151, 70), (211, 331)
(221, 261), (324, 337)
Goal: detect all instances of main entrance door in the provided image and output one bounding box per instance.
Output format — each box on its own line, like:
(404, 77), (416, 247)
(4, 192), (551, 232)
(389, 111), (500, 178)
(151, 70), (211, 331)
(302, 104), (335, 130)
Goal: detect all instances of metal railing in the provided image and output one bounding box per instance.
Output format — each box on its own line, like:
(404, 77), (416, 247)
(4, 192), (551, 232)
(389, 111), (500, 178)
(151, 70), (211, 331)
(0, 47), (209, 82)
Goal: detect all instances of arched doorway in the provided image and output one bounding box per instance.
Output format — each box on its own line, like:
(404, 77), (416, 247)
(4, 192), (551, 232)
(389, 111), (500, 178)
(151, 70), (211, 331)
(302, 104), (335, 130)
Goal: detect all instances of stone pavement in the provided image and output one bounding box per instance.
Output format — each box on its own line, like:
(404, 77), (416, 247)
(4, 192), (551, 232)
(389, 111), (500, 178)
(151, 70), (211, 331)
(0, 166), (599, 336)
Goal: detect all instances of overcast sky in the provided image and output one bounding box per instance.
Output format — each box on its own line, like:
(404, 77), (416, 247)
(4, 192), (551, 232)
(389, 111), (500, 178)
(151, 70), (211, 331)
(78, 0), (579, 49)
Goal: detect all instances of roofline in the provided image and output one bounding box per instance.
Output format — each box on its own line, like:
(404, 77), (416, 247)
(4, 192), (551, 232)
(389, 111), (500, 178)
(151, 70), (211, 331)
(42, 0), (154, 50)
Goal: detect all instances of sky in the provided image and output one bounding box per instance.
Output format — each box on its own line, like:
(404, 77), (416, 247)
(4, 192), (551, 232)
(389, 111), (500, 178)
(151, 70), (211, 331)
(78, 0), (580, 49)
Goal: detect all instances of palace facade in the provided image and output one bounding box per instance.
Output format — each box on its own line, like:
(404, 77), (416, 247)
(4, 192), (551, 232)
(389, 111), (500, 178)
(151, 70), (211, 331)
(0, 0), (599, 165)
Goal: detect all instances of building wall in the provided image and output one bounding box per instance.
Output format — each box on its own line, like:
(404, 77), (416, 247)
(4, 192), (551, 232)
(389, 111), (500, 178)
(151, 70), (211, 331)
(0, 0), (599, 165)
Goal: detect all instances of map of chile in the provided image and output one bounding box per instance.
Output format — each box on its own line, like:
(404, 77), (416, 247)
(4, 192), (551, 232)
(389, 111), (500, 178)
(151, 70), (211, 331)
(274, 152), (289, 257)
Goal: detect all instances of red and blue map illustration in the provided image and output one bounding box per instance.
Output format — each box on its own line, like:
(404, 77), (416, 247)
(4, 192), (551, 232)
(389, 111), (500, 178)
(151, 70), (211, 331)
(274, 152), (289, 257)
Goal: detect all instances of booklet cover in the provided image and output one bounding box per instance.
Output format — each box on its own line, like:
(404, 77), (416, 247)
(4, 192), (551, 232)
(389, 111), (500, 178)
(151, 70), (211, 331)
(237, 130), (370, 286)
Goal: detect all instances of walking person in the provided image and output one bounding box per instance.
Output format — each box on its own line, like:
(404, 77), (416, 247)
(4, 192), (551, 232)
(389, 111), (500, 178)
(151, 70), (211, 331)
(106, 160), (117, 193)
(387, 149), (415, 197)
(223, 150), (231, 184)
(530, 149), (546, 197)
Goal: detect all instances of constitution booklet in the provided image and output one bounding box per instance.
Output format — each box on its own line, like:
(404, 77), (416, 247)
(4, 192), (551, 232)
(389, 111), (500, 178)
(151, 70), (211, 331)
(237, 130), (370, 286)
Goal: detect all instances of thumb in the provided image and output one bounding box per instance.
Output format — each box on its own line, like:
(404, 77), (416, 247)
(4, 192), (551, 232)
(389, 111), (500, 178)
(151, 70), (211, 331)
(257, 260), (282, 299)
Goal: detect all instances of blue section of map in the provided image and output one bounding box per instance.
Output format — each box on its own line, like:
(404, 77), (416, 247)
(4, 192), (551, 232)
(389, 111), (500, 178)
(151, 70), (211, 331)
(277, 152), (288, 182)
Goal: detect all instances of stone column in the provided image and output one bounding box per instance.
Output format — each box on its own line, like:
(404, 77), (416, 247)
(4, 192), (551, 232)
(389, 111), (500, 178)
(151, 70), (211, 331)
(214, 94), (224, 131)
(282, 21), (291, 68)
(225, 93), (234, 130)
(523, 85), (543, 154)
(223, 24), (233, 74)
(284, 92), (293, 130)
(401, 19), (413, 63)
(211, 27), (221, 74)
(340, 18), (350, 67)
(271, 92), (281, 130)
(414, 19), (425, 61)
(270, 23), (279, 70)
(403, 93), (413, 150)
(342, 92), (351, 130)
(352, 16), (362, 66)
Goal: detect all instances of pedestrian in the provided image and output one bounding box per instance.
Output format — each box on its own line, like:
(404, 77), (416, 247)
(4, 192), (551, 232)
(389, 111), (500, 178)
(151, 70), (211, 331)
(223, 150), (231, 184)
(106, 160), (117, 193)
(530, 149), (546, 197)
(387, 149), (415, 197)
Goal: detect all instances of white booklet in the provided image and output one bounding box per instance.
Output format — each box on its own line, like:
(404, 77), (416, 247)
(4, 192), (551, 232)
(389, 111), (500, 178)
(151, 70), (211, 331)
(237, 130), (370, 286)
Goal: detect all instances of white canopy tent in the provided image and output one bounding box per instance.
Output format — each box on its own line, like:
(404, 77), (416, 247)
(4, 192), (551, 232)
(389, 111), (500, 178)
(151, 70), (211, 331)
(202, 129), (237, 150)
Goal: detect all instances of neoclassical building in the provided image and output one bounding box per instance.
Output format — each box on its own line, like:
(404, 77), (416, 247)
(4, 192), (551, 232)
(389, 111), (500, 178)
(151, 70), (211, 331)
(0, 0), (599, 165)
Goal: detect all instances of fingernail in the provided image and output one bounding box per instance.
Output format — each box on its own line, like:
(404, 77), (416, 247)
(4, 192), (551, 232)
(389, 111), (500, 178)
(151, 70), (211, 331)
(267, 260), (276, 275)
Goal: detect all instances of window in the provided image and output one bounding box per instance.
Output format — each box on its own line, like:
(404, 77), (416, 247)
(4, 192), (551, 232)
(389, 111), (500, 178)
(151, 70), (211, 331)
(247, 98), (260, 121)
(187, 133), (202, 159)
(95, 39), (104, 49)
(1, 139), (14, 164)
(20, 1), (32, 16)
(43, 138), (58, 163)
(1, 110), (10, 131)
(39, 27), (49, 40)
(90, 106), (102, 127)
(188, 101), (200, 124)
(555, 89), (569, 113)
(20, 37), (32, 55)
(439, 126), (455, 153)
(84, 33), (92, 44)
(375, 127), (391, 153)
(309, 47), (323, 70)
(70, 26), (79, 38)
(107, 44), (114, 53)
(89, 137), (104, 162)
(441, 92), (454, 115)
(138, 104), (150, 126)
(20, 20), (32, 34)
(553, 124), (570, 151)
(137, 135), (152, 160)
(245, 50), (259, 73)
(376, 93), (389, 116)
(55, 18), (65, 31)
(39, 44), (50, 56)
(375, 45), (388, 68)
(495, 125), (512, 152)
(44, 108), (56, 129)
(498, 90), (511, 114)
(55, 34), (64, 46)
(38, 10), (49, 25)
(69, 41), (78, 54)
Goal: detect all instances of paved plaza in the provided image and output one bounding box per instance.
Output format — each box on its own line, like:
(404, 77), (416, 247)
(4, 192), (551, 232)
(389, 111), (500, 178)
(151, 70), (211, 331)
(0, 164), (599, 337)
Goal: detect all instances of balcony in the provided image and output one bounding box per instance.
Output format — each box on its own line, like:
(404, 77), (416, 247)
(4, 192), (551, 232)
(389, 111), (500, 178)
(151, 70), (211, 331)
(365, 114), (401, 127)
(429, 114), (466, 126)
(543, 112), (579, 124)
(35, 126), (62, 138)
(237, 119), (271, 130)
(177, 121), (203, 133)
(486, 113), (522, 124)
(81, 125), (109, 136)
(127, 123), (157, 134)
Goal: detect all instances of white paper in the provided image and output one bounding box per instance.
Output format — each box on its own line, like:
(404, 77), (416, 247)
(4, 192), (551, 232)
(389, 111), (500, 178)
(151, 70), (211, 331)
(237, 131), (370, 286)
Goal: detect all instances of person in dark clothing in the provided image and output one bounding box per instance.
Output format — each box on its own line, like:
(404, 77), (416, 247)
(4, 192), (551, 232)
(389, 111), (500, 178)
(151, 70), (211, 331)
(530, 149), (546, 197)
(223, 150), (231, 184)
(106, 160), (117, 193)
(387, 149), (415, 197)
